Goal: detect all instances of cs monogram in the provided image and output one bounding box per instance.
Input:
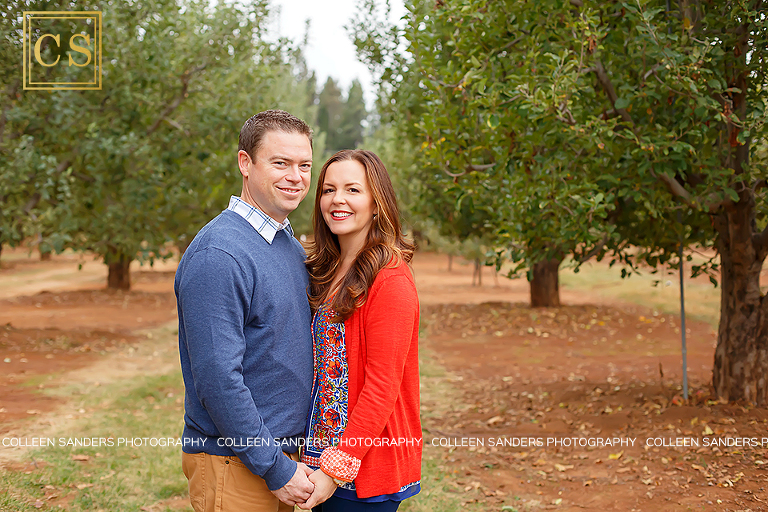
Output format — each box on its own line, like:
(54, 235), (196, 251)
(23, 11), (102, 91)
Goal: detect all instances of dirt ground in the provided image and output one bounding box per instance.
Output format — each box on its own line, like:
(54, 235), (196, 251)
(414, 255), (768, 512)
(0, 250), (178, 435)
(1, 248), (767, 511)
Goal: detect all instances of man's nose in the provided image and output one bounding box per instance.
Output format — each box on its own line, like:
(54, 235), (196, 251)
(285, 164), (302, 182)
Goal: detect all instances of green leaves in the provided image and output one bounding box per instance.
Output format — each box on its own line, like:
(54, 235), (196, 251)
(1, 0), (318, 282)
(614, 97), (631, 110)
(355, 0), (767, 289)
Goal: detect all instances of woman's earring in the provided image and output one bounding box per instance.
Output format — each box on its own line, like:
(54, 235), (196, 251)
(373, 213), (378, 219)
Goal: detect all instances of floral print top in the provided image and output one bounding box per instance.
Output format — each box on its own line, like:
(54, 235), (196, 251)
(301, 298), (420, 502)
(302, 298), (348, 464)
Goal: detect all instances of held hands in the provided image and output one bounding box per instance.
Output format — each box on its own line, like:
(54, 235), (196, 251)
(272, 462), (315, 507)
(296, 469), (339, 510)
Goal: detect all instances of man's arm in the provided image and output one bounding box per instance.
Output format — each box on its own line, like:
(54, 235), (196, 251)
(178, 246), (308, 496)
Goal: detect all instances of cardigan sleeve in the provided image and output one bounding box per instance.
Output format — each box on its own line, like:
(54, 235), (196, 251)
(330, 271), (419, 470)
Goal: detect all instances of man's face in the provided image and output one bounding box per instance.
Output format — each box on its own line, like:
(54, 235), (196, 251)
(238, 130), (313, 223)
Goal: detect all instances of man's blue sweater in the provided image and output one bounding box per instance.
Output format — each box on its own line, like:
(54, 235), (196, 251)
(175, 209), (313, 490)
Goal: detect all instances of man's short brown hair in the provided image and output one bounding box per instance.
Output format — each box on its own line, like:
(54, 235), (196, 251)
(238, 110), (313, 160)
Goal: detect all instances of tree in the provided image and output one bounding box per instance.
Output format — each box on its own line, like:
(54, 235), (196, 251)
(316, 77), (368, 152)
(338, 79), (367, 149)
(352, 0), (611, 305)
(356, 0), (768, 403)
(1, 0), (318, 289)
(0, 0), (73, 260)
(317, 77), (345, 152)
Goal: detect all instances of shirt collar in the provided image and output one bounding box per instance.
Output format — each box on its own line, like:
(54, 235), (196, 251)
(226, 196), (294, 244)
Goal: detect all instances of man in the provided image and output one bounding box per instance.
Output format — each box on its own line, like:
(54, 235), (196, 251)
(175, 110), (315, 511)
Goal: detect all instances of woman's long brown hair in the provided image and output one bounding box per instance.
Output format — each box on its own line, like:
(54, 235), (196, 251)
(305, 150), (414, 320)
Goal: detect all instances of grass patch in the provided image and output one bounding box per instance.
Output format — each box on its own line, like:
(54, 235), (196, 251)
(560, 260), (720, 328)
(0, 333), (191, 511)
(399, 347), (501, 511)
(1, 325), (501, 511)
(401, 456), (488, 512)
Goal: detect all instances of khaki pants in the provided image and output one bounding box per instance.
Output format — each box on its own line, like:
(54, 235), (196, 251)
(182, 451), (299, 512)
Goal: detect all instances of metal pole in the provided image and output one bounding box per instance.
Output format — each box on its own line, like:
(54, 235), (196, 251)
(667, 0), (688, 401)
(679, 211), (688, 400)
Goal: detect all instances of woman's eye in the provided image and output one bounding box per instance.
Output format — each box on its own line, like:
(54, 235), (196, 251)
(323, 188), (334, 194)
(349, 188), (359, 193)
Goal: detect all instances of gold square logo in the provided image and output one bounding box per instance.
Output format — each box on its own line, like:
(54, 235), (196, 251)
(23, 11), (102, 90)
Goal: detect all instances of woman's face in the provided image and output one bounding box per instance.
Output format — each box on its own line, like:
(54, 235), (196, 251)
(320, 159), (377, 247)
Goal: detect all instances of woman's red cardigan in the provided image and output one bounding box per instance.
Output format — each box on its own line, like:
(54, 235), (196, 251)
(320, 262), (422, 499)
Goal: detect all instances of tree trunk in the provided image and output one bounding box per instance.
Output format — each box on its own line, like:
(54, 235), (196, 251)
(472, 258), (482, 286)
(447, 254), (453, 272)
(710, 45), (768, 405)
(412, 228), (424, 249)
(530, 258), (561, 307)
(107, 251), (132, 290)
(712, 205), (768, 405)
(40, 249), (51, 261)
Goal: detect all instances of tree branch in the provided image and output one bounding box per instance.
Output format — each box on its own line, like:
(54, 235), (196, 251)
(589, 62), (719, 211)
(642, 63), (662, 84)
(23, 192), (41, 214)
(753, 225), (768, 260)
(650, 170), (693, 204)
(163, 118), (190, 136)
(56, 158), (72, 173)
(58, 156), (95, 183)
(502, 35), (526, 51)
(147, 87), (188, 136)
(650, 166), (733, 213)
(146, 64), (207, 135)
(443, 166), (467, 178)
(72, 172), (95, 183)
(468, 163), (495, 172)
(578, 233), (609, 263)
(592, 60), (634, 125)
(443, 162), (495, 178)
(426, 33), (524, 89)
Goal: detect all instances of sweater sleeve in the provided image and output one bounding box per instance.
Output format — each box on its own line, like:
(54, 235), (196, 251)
(333, 272), (418, 467)
(178, 247), (296, 490)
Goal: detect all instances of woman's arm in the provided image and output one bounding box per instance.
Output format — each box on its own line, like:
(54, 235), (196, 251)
(319, 271), (418, 480)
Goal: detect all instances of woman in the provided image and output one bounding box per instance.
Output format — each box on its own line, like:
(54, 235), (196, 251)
(299, 150), (421, 512)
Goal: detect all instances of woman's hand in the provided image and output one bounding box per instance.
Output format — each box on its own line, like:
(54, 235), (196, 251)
(296, 469), (339, 510)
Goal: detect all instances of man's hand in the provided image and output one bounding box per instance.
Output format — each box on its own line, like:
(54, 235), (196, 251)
(271, 462), (315, 506)
(297, 469), (339, 510)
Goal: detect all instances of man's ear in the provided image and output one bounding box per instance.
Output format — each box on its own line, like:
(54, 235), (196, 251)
(238, 150), (252, 178)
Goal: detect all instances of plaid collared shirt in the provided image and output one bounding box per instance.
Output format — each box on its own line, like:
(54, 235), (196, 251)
(226, 196), (294, 244)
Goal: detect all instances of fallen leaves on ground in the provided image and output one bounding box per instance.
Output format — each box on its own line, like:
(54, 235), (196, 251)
(420, 302), (768, 511)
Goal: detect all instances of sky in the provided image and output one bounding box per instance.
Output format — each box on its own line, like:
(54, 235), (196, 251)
(268, 0), (405, 108)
